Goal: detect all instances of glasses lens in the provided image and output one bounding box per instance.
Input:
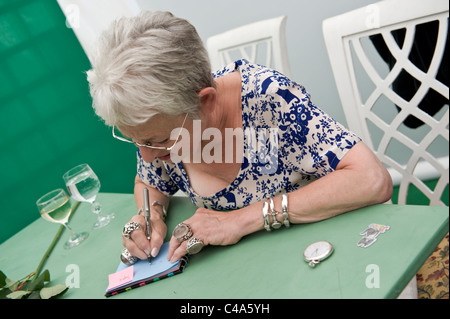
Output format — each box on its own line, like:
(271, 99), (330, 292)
(112, 113), (188, 150)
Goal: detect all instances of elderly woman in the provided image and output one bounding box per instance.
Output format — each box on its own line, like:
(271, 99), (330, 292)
(87, 11), (392, 264)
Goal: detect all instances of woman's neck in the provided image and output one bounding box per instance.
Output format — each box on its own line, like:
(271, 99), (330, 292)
(211, 71), (242, 133)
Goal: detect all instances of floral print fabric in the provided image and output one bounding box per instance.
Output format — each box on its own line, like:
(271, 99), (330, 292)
(137, 59), (361, 210)
(417, 233), (449, 299)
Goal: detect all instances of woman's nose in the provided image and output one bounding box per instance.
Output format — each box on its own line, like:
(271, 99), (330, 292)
(139, 146), (159, 162)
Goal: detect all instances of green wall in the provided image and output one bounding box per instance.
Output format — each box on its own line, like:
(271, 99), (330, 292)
(0, 0), (136, 244)
(1, 0), (447, 244)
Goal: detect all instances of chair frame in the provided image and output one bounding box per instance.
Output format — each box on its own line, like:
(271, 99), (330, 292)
(207, 15), (292, 78)
(323, 0), (449, 206)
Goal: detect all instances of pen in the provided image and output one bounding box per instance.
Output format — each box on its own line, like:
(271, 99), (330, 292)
(143, 187), (151, 264)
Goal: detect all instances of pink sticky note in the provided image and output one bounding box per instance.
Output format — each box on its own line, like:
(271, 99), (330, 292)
(108, 266), (134, 290)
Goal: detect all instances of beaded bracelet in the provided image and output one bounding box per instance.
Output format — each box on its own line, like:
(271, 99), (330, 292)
(281, 193), (290, 228)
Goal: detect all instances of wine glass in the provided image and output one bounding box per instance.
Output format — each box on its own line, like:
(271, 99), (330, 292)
(63, 163), (115, 229)
(37, 189), (89, 249)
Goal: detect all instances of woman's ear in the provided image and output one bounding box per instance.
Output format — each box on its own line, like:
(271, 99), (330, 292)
(198, 87), (217, 114)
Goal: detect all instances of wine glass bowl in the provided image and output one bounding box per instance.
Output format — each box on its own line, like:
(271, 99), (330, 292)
(63, 163), (115, 229)
(36, 188), (89, 249)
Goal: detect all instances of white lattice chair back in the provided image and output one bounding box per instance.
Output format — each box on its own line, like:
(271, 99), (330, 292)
(323, 0), (449, 206)
(207, 15), (292, 78)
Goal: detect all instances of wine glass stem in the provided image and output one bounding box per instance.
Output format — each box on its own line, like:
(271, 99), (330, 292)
(91, 201), (102, 215)
(62, 222), (75, 238)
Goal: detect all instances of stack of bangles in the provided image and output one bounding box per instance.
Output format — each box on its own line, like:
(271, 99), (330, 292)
(262, 193), (290, 231)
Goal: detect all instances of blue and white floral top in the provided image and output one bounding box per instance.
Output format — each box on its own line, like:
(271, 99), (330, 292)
(137, 59), (360, 210)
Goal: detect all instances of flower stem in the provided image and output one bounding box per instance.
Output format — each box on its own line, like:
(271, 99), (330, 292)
(15, 272), (35, 291)
(31, 201), (81, 283)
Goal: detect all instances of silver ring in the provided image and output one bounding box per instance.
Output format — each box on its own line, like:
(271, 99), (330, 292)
(122, 221), (142, 239)
(186, 237), (204, 255)
(172, 222), (193, 242)
(120, 248), (138, 265)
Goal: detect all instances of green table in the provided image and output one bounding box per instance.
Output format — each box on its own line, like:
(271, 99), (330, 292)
(0, 193), (448, 299)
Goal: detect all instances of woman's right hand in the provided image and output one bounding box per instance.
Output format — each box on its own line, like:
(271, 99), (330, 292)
(122, 212), (167, 260)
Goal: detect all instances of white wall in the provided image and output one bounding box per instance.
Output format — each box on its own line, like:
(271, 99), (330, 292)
(57, 0), (141, 61)
(135, 0), (378, 126)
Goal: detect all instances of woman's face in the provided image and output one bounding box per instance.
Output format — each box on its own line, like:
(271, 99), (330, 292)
(118, 113), (191, 163)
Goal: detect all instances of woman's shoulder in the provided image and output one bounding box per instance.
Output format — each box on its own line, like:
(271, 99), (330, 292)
(238, 60), (308, 101)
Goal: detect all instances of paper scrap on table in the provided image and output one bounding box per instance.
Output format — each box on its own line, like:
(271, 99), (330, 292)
(357, 223), (390, 248)
(108, 265), (134, 290)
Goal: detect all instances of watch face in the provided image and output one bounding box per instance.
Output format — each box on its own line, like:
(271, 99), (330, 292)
(173, 224), (188, 237)
(303, 241), (334, 261)
(173, 223), (193, 241)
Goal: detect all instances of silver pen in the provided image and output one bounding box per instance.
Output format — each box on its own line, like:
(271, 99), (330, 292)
(143, 187), (151, 264)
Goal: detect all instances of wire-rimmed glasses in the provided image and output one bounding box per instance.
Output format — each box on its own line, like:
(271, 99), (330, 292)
(112, 113), (189, 150)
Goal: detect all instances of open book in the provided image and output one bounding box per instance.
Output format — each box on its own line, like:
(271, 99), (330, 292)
(105, 242), (188, 297)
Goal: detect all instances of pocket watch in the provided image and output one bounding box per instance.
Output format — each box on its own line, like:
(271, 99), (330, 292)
(303, 241), (334, 268)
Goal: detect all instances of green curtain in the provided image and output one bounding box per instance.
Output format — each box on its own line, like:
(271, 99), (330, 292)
(0, 0), (136, 244)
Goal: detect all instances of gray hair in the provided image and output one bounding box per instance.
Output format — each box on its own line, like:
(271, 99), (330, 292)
(86, 11), (214, 127)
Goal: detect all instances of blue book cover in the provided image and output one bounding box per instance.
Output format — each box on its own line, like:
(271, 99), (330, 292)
(105, 242), (188, 297)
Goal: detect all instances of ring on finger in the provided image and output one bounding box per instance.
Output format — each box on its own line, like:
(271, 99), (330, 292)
(120, 248), (138, 265)
(186, 237), (204, 255)
(122, 221), (142, 239)
(172, 222), (193, 242)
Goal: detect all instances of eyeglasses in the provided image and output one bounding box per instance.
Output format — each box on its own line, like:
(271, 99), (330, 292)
(112, 113), (189, 151)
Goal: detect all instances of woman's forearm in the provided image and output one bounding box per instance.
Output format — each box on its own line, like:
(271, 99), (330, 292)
(236, 142), (392, 238)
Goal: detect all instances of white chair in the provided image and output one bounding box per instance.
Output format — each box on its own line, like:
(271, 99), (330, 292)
(323, 0), (448, 206)
(323, 0), (449, 298)
(207, 16), (292, 78)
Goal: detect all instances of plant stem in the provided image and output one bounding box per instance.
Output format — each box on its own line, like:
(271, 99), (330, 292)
(15, 272), (35, 291)
(31, 201), (81, 283)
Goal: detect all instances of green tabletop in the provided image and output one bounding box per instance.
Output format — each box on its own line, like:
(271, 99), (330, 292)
(0, 193), (448, 299)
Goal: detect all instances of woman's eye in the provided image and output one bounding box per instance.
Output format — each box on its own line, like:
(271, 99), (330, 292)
(157, 138), (169, 144)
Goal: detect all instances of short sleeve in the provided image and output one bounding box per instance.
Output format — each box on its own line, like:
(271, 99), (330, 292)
(275, 79), (361, 177)
(136, 149), (179, 196)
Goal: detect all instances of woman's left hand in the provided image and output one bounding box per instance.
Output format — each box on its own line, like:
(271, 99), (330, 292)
(167, 207), (244, 263)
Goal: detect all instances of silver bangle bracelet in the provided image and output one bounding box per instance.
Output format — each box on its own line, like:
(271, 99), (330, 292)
(262, 202), (271, 232)
(269, 198), (282, 229)
(138, 202), (167, 221)
(152, 201), (167, 221)
(281, 193), (290, 228)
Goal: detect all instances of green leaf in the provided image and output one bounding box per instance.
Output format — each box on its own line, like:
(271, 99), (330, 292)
(27, 291), (42, 299)
(0, 288), (12, 299)
(7, 290), (31, 299)
(5, 278), (18, 291)
(40, 285), (68, 299)
(0, 271), (6, 288)
(28, 269), (50, 291)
